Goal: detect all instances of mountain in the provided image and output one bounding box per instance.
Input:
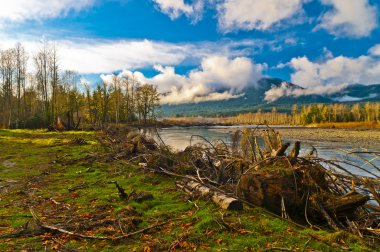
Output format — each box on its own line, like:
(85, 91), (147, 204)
(329, 84), (380, 102)
(160, 78), (380, 117)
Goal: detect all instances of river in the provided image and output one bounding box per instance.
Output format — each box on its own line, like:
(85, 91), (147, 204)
(156, 126), (380, 178)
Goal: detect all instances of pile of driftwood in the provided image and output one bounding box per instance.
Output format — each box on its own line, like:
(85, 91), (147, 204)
(90, 126), (380, 242)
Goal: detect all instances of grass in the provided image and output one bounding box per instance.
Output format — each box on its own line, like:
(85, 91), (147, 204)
(0, 129), (377, 251)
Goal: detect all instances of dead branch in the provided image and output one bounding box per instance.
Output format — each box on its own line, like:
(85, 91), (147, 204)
(317, 201), (340, 231)
(289, 141), (300, 163)
(110, 181), (128, 200)
(29, 207), (168, 240)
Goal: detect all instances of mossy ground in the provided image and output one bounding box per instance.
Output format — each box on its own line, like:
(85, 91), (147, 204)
(0, 129), (375, 251)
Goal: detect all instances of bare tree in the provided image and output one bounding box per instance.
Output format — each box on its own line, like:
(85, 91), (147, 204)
(49, 43), (59, 126)
(0, 48), (16, 127)
(34, 41), (51, 125)
(14, 43), (28, 127)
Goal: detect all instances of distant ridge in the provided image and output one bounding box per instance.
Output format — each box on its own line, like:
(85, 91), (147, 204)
(160, 78), (380, 117)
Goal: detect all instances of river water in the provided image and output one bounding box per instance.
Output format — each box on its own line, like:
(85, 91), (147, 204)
(156, 126), (380, 178)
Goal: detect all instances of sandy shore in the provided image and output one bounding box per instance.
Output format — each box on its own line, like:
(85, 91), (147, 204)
(273, 127), (380, 149)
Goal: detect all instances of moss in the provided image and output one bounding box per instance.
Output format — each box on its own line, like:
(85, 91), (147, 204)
(0, 129), (376, 251)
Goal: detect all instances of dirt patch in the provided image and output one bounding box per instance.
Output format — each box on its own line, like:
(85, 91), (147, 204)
(2, 160), (16, 168)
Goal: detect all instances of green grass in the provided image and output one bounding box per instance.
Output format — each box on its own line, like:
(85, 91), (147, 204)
(0, 129), (376, 251)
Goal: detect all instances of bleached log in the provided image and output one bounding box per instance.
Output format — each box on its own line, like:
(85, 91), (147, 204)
(176, 180), (243, 210)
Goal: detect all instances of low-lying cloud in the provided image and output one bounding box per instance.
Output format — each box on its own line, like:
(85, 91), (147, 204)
(265, 44), (380, 102)
(264, 81), (347, 102)
(0, 34), (267, 74)
(102, 56), (265, 104)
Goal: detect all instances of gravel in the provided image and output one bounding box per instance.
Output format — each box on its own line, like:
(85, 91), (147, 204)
(274, 127), (380, 149)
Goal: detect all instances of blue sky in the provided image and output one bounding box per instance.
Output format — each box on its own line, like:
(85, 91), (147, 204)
(0, 0), (379, 103)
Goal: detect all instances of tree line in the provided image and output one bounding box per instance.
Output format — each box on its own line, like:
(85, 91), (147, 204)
(221, 103), (380, 125)
(0, 42), (160, 129)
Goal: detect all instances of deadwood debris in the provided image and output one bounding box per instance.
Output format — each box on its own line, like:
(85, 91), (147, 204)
(56, 125), (380, 244)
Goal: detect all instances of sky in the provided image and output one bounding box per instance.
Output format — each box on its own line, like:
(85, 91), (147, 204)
(0, 0), (379, 103)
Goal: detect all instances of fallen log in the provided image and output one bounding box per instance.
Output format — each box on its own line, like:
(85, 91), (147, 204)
(176, 180), (243, 210)
(324, 191), (370, 214)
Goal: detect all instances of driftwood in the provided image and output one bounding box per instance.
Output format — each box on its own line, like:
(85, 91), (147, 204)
(176, 180), (243, 210)
(325, 191), (370, 214)
(238, 167), (303, 216)
(289, 141), (300, 163)
(91, 126), (380, 240)
(238, 139), (371, 228)
(317, 201), (340, 231)
(272, 142), (290, 157)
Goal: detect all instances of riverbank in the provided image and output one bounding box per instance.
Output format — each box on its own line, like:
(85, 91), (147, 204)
(161, 117), (380, 130)
(2, 129), (373, 251)
(159, 125), (380, 150)
(270, 127), (380, 149)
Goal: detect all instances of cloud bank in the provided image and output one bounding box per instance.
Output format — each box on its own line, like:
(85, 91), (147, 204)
(264, 81), (347, 102)
(0, 34), (267, 74)
(289, 55), (380, 88)
(153, 0), (379, 38)
(265, 45), (380, 102)
(102, 56), (265, 104)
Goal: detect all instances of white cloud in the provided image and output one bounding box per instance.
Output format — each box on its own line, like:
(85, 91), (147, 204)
(318, 0), (378, 38)
(290, 55), (380, 88)
(369, 44), (380, 56)
(284, 38), (297, 46)
(264, 81), (347, 102)
(217, 0), (305, 32)
(0, 38), (187, 74)
(105, 56), (265, 104)
(58, 39), (189, 73)
(265, 47), (380, 102)
(153, 0), (204, 22)
(322, 47), (333, 59)
(332, 94), (377, 102)
(0, 0), (95, 24)
(0, 33), (263, 74)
